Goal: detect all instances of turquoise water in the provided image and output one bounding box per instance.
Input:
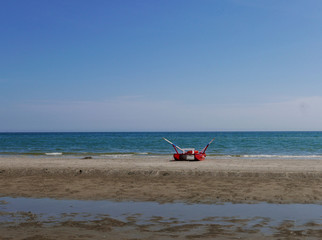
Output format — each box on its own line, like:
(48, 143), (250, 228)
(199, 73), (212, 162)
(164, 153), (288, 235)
(1, 132), (322, 158)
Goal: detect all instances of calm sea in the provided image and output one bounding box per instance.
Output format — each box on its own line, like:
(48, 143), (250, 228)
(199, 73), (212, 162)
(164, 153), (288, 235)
(1, 132), (322, 159)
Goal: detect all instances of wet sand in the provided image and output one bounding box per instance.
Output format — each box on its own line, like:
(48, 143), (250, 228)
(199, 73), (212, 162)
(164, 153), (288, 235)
(1, 211), (321, 240)
(0, 155), (321, 239)
(1, 197), (322, 240)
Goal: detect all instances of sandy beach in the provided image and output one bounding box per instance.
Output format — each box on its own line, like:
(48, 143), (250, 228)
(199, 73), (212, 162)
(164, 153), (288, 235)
(1, 155), (321, 239)
(0, 155), (322, 204)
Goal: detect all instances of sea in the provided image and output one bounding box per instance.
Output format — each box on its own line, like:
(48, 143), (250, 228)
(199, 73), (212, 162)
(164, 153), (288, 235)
(1, 131), (322, 159)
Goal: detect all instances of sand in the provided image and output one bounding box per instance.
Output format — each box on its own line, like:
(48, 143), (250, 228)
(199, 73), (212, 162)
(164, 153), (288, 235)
(0, 155), (321, 239)
(1, 212), (321, 240)
(0, 155), (321, 204)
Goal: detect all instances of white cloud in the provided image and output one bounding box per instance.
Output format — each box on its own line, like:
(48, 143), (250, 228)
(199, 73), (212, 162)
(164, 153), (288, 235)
(1, 96), (322, 131)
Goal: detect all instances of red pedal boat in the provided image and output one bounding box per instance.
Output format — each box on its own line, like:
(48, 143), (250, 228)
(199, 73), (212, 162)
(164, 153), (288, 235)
(163, 138), (215, 161)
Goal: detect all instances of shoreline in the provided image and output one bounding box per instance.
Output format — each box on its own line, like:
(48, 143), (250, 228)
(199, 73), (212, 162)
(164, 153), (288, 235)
(0, 155), (321, 204)
(2, 152), (322, 159)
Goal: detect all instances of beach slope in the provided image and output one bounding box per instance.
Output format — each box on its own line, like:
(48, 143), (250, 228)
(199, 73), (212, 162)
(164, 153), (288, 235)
(0, 156), (321, 204)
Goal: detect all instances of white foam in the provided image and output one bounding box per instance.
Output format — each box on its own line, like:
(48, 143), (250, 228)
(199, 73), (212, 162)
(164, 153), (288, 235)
(102, 154), (134, 158)
(45, 152), (63, 156)
(242, 154), (322, 159)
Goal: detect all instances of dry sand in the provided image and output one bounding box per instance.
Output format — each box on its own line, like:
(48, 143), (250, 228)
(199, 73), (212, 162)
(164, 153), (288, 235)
(0, 155), (321, 239)
(0, 155), (321, 204)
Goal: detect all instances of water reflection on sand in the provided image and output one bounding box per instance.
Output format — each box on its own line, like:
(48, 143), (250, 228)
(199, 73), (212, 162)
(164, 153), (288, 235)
(1, 197), (321, 236)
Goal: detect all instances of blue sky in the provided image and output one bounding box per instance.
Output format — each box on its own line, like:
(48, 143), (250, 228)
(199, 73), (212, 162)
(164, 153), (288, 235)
(1, 0), (322, 131)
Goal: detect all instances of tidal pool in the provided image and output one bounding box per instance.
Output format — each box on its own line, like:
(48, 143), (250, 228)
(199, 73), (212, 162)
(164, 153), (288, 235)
(0, 197), (321, 235)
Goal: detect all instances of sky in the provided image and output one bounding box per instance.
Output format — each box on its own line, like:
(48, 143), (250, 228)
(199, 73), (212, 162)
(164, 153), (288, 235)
(1, 0), (322, 132)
